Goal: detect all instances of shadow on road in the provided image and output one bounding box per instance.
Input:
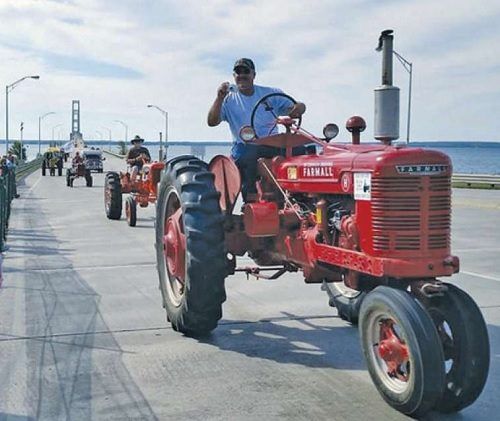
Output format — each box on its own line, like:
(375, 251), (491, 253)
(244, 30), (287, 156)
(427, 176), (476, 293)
(202, 312), (366, 371)
(0, 188), (158, 420)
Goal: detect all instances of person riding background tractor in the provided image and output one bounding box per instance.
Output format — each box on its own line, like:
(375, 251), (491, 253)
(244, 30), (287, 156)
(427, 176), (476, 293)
(207, 57), (306, 201)
(72, 151), (83, 165)
(126, 135), (151, 180)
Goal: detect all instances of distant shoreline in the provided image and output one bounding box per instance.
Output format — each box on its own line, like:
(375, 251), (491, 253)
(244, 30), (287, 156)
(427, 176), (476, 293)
(2, 140), (500, 148)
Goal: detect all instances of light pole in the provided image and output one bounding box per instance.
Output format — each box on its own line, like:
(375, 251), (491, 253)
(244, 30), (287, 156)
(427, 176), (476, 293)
(51, 124), (62, 145)
(5, 75), (40, 154)
(113, 120), (128, 144)
(147, 104), (168, 160)
(102, 126), (112, 150)
(393, 50), (412, 143)
(38, 111), (55, 156)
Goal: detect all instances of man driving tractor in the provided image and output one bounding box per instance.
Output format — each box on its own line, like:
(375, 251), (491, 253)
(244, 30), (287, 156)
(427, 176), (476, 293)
(207, 57), (306, 201)
(126, 135), (151, 180)
(72, 151), (83, 165)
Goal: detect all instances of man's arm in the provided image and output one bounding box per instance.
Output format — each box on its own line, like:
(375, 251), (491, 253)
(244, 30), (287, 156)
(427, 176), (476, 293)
(207, 82), (230, 126)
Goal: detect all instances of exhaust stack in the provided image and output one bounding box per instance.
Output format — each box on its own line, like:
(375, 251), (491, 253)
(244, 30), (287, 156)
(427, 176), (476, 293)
(374, 29), (400, 144)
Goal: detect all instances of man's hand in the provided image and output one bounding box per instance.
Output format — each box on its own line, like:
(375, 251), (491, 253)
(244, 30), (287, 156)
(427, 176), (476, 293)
(288, 102), (306, 119)
(217, 82), (230, 100)
(208, 82), (230, 126)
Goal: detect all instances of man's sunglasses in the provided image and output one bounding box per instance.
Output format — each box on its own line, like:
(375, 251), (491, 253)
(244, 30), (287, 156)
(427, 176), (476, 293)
(234, 67), (251, 75)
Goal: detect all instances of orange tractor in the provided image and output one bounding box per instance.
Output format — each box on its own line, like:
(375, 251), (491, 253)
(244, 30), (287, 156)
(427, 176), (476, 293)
(104, 157), (165, 226)
(154, 31), (489, 417)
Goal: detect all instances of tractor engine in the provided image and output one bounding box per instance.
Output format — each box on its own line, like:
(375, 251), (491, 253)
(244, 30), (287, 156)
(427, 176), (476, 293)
(221, 120), (459, 288)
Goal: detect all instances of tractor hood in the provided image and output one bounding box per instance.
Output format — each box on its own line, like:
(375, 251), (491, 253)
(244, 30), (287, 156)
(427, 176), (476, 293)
(272, 144), (452, 195)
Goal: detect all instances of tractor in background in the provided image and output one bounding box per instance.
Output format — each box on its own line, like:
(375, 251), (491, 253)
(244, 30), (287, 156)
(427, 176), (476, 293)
(104, 157), (165, 226)
(154, 30), (489, 418)
(66, 154), (92, 187)
(41, 147), (63, 176)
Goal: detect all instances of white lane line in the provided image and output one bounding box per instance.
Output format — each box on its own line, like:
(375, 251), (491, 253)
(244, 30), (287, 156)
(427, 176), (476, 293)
(461, 270), (500, 283)
(18, 262), (156, 273)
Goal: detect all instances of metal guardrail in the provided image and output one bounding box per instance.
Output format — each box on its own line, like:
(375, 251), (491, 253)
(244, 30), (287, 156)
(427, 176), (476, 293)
(452, 174), (500, 189)
(0, 167), (16, 252)
(103, 150), (126, 159)
(15, 156), (43, 181)
(0, 158), (42, 252)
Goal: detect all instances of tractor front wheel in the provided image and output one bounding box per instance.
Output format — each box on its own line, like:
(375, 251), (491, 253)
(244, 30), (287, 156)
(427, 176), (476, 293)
(419, 283), (490, 413)
(104, 172), (122, 219)
(156, 155), (226, 336)
(359, 286), (445, 417)
(125, 196), (137, 226)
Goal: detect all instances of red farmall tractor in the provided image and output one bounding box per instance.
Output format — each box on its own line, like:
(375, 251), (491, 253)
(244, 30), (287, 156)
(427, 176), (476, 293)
(66, 161), (92, 187)
(155, 31), (489, 417)
(104, 156), (165, 226)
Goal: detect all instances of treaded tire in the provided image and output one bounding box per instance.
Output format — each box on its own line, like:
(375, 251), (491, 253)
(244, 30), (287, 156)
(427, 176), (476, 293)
(419, 283), (490, 413)
(104, 172), (122, 219)
(85, 169), (92, 187)
(156, 155), (226, 336)
(359, 286), (445, 417)
(125, 196), (137, 227)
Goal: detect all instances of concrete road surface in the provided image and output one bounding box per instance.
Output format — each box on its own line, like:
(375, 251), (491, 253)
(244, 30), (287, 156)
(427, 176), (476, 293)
(0, 155), (498, 420)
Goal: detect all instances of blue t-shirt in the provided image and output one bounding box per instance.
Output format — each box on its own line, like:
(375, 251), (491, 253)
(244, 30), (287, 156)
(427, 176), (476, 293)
(220, 85), (293, 159)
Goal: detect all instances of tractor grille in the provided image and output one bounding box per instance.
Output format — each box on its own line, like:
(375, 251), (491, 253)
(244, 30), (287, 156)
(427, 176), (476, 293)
(371, 176), (451, 253)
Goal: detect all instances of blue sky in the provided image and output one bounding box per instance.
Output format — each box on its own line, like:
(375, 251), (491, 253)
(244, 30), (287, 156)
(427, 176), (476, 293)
(0, 0), (499, 142)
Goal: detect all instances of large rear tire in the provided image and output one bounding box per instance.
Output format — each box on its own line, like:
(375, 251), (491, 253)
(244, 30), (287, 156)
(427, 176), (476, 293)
(156, 155), (226, 336)
(104, 172), (122, 219)
(419, 283), (490, 413)
(125, 196), (137, 227)
(359, 286), (445, 417)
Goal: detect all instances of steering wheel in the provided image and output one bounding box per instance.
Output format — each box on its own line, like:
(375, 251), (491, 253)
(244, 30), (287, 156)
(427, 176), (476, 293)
(250, 92), (302, 139)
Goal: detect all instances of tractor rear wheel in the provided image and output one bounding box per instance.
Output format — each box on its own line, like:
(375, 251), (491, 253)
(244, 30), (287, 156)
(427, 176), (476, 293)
(156, 155), (226, 336)
(85, 170), (92, 187)
(104, 172), (122, 219)
(419, 283), (489, 413)
(359, 286), (445, 417)
(125, 196), (137, 227)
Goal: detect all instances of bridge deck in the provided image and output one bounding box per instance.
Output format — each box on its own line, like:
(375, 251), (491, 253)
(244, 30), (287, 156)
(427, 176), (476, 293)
(1, 155), (499, 420)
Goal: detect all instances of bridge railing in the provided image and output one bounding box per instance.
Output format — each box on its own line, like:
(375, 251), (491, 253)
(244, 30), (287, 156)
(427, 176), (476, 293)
(0, 157), (42, 252)
(452, 174), (500, 189)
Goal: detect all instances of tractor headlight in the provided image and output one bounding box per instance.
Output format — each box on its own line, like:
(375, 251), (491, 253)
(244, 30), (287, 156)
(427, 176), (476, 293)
(239, 125), (256, 142)
(323, 123), (339, 141)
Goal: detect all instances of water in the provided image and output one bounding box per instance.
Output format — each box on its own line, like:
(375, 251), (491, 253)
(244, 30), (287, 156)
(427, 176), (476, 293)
(10, 140), (500, 175)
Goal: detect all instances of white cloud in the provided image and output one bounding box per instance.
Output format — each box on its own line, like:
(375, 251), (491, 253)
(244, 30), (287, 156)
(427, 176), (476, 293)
(0, 0), (499, 142)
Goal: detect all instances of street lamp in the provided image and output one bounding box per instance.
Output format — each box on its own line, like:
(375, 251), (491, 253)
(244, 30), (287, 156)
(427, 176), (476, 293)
(51, 124), (62, 145)
(38, 112), (55, 155)
(102, 126), (112, 150)
(113, 120), (128, 144)
(5, 75), (40, 154)
(147, 104), (168, 160)
(393, 50), (413, 143)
